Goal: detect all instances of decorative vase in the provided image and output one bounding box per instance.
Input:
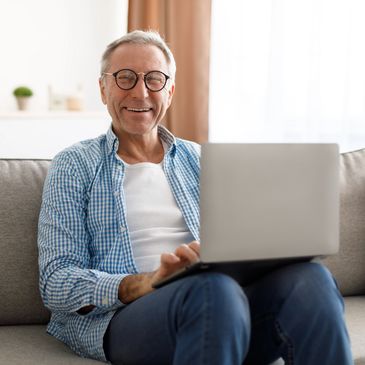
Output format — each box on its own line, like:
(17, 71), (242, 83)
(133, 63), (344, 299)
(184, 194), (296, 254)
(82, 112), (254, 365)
(66, 96), (83, 111)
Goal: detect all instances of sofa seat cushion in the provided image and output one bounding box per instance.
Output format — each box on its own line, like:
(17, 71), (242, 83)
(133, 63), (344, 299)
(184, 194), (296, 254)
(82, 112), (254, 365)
(345, 296), (365, 365)
(0, 325), (103, 365)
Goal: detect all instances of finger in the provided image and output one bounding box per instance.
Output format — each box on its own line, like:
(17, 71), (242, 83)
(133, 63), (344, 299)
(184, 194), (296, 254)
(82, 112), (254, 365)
(187, 241), (200, 255)
(160, 252), (180, 266)
(175, 244), (200, 264)
(157, 253), (187, 279)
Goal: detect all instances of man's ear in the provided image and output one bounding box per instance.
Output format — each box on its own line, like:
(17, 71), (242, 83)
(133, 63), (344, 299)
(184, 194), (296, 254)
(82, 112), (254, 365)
(167, 82), (175, 107)
(99, 77), (107, 105)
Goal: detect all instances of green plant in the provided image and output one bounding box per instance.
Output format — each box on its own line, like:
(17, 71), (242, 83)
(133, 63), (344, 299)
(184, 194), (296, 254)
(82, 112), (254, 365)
(13, 86), (33, 97)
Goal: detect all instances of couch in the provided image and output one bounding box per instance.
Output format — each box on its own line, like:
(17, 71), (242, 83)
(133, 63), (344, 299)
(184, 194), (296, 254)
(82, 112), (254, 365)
(0, 150), (364, 364)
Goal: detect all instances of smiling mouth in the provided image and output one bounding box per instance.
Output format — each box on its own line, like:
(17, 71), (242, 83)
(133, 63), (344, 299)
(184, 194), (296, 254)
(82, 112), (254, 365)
(125, 107), (152, 112)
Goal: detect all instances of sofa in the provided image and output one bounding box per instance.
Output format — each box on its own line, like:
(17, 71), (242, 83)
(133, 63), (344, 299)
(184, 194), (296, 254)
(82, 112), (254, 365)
(0, 150), (364, 364)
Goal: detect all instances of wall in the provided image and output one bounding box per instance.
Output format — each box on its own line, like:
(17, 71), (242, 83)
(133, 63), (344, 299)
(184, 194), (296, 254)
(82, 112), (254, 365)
(0, 0), (128, 112)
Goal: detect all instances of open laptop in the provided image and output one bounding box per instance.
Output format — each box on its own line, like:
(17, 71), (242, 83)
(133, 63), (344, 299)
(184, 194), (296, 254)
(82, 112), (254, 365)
(153, 143), (339, 288)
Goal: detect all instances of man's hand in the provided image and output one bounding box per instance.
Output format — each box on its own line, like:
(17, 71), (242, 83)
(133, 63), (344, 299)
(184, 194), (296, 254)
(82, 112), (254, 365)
(118, 241), (200, 304)
(151, 240), (200, 284)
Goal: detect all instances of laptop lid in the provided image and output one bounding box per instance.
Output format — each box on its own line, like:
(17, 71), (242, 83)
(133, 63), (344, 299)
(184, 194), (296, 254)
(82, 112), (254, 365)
(199, 143), (339, 263)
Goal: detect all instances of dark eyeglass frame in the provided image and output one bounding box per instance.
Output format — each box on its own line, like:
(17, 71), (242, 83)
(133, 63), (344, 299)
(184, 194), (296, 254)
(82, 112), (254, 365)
(103, 69), (170, 92)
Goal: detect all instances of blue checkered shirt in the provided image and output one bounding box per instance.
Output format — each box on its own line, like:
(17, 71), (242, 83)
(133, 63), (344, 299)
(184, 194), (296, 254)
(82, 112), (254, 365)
(38, 125), (201, 361)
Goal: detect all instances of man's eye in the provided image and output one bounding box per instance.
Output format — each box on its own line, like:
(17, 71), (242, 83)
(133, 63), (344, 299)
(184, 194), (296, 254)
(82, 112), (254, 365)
(118, 75), (134, 82)
(147, 76), (164, 83)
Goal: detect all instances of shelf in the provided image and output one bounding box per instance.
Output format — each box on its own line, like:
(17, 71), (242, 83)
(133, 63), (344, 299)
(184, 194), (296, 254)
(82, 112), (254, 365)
(0, 110), (109, 120)
(0, 111), (112, 159)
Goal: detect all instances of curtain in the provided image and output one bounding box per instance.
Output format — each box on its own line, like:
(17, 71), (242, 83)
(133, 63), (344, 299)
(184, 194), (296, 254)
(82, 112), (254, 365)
(128, 0), (211, 143)
(210, 0), (365, 152)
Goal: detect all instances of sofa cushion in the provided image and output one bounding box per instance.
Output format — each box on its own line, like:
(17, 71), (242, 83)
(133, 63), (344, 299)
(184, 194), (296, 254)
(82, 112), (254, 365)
(0, 160), (51, 325)
(322, 149), (365, 296)
(0, 325), (103, 364)
(344, 296), (365, 365)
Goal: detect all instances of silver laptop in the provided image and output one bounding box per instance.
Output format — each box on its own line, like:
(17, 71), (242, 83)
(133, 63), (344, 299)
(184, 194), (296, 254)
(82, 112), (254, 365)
(154, 143), (339, 288)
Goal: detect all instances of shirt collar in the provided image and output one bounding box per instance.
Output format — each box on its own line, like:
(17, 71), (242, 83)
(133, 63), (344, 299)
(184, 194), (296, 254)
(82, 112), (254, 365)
(106, 125), (119, 155)
(105, 124), (177, 156)
(157, 125), (176, 154)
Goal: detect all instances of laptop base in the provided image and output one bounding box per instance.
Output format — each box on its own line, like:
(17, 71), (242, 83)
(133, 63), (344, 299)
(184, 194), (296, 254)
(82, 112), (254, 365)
(152, 256), (313, 289)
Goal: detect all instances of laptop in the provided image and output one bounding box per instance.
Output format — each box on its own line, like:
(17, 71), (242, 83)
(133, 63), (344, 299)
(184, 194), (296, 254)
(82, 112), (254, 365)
(153, 143), (339, 288)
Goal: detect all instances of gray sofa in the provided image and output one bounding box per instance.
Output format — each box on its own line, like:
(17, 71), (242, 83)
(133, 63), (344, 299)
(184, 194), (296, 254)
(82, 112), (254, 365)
(0, 150), (364, 364)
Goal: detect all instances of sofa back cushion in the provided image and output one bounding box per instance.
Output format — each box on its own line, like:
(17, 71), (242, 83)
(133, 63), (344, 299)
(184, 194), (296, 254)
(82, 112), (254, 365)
(0, 150), (364, 326)
(0, 159), (51, 325)
(322, 148), (365, 296)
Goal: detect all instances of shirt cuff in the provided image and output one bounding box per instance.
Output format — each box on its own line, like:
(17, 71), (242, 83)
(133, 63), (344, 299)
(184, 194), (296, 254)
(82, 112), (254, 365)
(92, 272), (129, 310)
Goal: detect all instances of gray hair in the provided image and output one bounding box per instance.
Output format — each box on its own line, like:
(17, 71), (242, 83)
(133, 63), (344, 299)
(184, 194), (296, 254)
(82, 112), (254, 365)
(100, 30), (176, 80)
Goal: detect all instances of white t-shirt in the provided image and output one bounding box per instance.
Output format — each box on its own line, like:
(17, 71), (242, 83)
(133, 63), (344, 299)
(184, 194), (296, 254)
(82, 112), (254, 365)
(123, 160), (195, 273)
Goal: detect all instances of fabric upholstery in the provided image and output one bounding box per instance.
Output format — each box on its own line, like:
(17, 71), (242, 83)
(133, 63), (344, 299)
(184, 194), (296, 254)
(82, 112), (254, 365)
(322, 149), (365, 296)
(345, 297), (365, 365)
(0, 325), (103, 364)
(0, 159), (51, 324)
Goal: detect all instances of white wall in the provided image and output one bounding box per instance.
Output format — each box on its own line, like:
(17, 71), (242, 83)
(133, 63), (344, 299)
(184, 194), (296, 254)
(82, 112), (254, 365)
(0, 0), (128, 112)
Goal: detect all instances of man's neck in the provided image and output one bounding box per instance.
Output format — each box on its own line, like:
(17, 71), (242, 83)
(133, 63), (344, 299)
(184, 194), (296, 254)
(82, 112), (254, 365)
(117, 131), (164, 164)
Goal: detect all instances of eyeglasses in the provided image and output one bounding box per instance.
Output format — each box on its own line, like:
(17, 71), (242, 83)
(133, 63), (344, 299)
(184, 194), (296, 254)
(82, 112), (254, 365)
(102, 69), (170, 92)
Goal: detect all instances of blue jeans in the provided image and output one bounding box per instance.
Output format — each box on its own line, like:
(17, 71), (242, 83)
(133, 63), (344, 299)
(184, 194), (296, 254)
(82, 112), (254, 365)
(103, 262), (353, 365)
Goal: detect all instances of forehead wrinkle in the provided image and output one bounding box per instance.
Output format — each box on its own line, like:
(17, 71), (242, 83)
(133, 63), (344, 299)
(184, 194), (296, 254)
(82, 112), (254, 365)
(108, 44), (170, 75)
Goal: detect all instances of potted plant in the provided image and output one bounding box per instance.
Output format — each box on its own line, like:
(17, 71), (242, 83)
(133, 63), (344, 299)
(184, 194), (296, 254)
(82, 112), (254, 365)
(13, 86), (33, 111)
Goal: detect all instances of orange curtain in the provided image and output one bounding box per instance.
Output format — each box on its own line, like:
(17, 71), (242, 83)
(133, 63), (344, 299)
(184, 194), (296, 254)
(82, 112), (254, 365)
(128, 0), (211, 143)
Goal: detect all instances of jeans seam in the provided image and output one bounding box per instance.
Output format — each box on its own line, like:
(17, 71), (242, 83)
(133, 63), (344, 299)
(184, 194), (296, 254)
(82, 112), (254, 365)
(250, 312), (294, 364)
(274, 319), (294, 365)
(202, 277), (212, 365)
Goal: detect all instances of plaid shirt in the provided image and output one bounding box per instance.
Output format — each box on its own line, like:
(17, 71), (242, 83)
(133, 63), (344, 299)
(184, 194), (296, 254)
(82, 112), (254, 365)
(38, 125), (201, 361)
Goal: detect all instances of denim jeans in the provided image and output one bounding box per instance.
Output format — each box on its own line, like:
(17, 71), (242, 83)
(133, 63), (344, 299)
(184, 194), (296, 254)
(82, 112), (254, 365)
(103, 262), (353, 365)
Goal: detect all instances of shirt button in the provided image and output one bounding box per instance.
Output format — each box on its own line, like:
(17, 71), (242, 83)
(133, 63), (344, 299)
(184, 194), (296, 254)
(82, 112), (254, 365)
(114, 191), (119, 197)
(120, 226), (126, 233)
(102, 297), (109, 305)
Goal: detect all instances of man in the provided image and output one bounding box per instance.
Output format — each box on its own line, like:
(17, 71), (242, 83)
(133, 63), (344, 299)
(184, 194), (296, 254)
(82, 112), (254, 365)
(38, 30), (353, 365)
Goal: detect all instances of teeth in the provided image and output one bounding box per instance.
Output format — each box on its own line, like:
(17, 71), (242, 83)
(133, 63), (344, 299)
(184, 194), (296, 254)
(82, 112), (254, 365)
(127, 107), (150, 112)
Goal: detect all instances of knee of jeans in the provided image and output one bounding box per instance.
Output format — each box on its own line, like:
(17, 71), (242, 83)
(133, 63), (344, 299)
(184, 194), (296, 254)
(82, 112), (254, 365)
(284, 262), (344, 316)
(205, 272), (246, 298)
(181, 272), (250, 318)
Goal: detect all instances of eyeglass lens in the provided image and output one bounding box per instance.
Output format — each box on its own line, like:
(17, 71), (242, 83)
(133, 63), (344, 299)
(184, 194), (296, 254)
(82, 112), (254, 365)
(115, 70), (167, 91)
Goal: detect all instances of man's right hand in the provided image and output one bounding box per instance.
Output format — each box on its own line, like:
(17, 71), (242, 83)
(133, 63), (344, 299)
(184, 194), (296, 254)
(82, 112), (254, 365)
(118, 241), (200, 304)
(151, 240), (200, 284)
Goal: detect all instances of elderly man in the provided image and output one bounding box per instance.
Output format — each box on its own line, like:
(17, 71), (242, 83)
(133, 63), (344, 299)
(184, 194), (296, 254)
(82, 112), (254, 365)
(38, 30), (353, 365)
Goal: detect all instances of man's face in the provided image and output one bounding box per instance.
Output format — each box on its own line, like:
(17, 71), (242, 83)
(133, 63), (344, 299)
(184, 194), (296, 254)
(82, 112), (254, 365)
(99, 43), (175, 139)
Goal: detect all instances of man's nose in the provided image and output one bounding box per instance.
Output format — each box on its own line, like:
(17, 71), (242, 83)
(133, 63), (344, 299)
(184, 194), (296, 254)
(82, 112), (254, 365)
(130, 75), (149, 98)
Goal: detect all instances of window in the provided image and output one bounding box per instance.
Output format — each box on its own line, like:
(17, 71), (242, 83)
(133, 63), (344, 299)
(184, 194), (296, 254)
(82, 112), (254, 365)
(210, 0), (365, 152)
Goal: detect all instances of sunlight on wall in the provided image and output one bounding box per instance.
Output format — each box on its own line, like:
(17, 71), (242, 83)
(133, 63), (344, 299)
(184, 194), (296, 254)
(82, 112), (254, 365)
(0, 0), (128, 112)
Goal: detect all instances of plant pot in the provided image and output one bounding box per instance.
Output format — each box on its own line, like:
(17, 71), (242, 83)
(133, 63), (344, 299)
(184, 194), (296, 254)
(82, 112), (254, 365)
(16, 96), (30, 111)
